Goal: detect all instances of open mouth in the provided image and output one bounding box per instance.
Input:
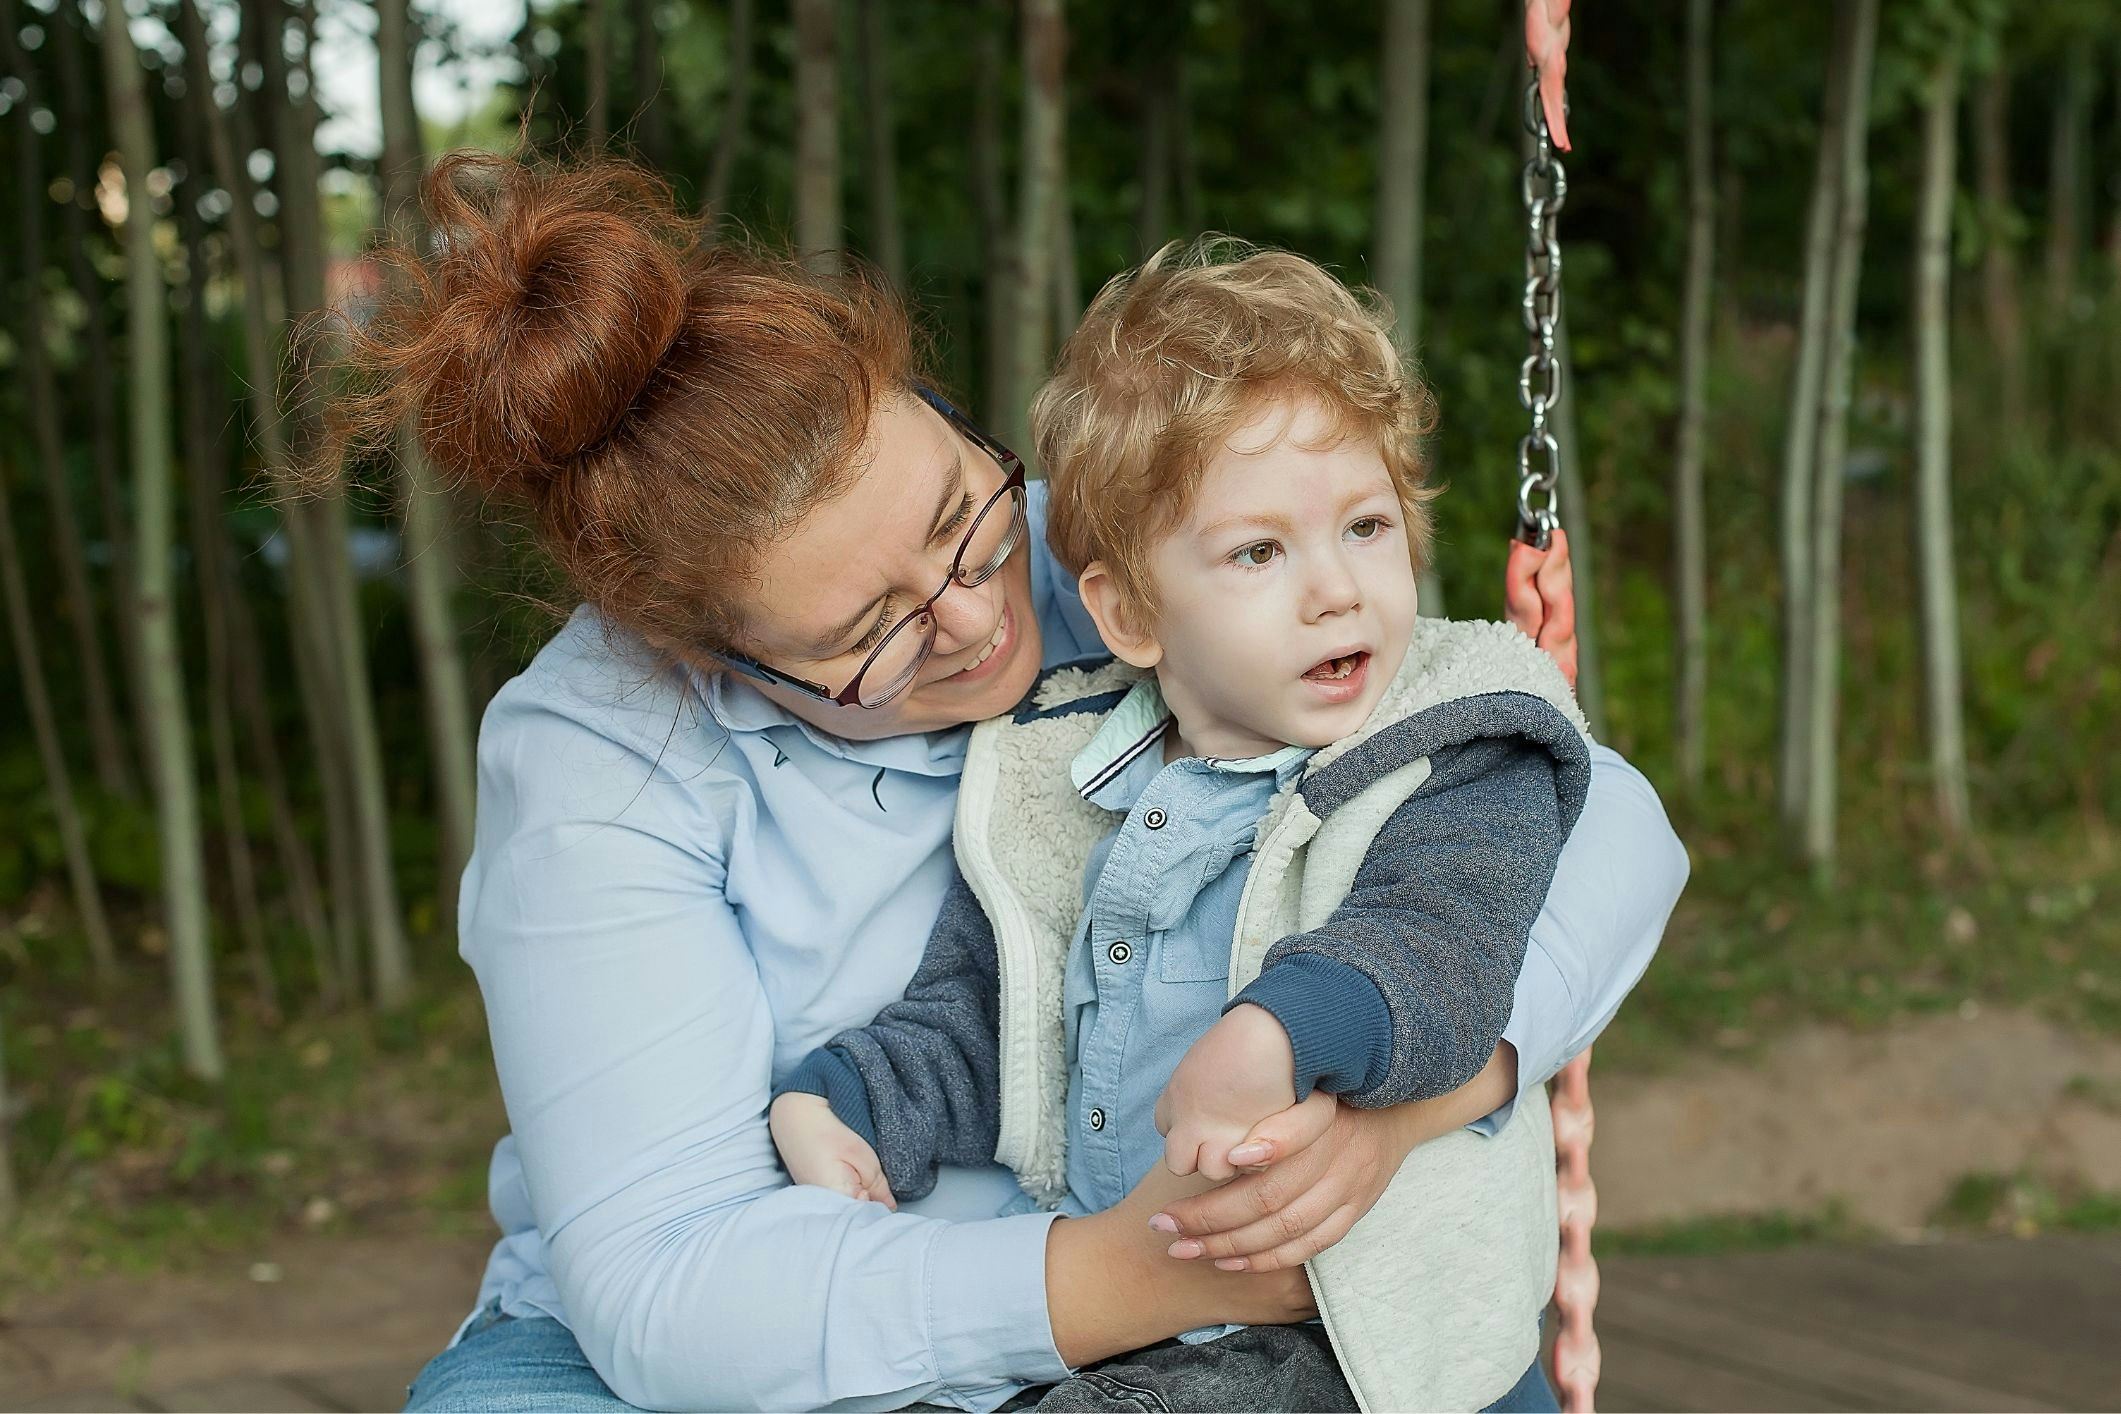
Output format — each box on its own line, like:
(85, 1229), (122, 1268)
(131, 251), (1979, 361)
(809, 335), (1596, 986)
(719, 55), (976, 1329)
(945, 606), (1014, 681)
(1302, 651), (1370, 683)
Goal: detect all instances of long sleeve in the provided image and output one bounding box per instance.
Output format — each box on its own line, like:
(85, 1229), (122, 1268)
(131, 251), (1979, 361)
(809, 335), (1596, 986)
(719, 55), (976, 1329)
(1471, 741), (1688, 1133)
(462, 705), (1064, 1412)
(780, 872), (1006, 1202)
(1235, 734), (1576, 1107)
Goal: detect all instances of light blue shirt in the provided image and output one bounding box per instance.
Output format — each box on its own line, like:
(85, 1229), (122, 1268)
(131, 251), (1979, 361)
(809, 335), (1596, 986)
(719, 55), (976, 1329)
(1059, 678), (1311, 1219)
(456, 484), (1687, 1411)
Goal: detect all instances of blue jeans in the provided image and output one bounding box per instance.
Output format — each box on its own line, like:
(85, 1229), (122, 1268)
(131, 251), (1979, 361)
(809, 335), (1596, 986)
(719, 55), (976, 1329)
(405, 1302), (1558, 1412)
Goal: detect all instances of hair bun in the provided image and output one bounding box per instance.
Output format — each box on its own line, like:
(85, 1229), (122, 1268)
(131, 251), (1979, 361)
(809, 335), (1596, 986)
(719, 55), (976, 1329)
(412, 153), (693, 490)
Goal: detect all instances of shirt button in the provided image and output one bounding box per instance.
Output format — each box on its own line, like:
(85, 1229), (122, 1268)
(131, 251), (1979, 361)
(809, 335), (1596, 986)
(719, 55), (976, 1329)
(1144, 808), (1168, 830)
(1088, 1107), (1106, 1132)
(1108, 940), (1133, 965)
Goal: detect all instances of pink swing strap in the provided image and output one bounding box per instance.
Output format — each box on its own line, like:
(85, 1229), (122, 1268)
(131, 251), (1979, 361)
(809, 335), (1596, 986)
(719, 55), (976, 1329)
(1550, 1049), (1601, 1412)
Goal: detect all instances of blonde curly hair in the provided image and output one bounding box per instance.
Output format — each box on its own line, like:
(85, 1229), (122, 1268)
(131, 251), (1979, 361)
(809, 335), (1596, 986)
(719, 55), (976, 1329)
(1032, 237), (1439, 616)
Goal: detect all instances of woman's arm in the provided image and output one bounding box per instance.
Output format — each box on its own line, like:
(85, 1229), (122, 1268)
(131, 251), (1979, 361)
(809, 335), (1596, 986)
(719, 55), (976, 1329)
(466, 699), (1312, 1410)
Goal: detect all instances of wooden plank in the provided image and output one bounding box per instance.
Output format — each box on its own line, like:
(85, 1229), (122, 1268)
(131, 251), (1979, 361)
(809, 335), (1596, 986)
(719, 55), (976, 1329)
(140, 1374), (336, 1413)
(1587, 1323), (1857, 1412)
(1599, 1281), (2053, 1411)
(282, 1363), (418, 1414)
(0, 1394), (155, 1413)
(1604, 1241), (2118, 1408)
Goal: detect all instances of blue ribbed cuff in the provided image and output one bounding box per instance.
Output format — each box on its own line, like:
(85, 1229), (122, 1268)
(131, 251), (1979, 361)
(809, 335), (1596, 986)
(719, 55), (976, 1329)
(1230, 953), (1393, 1101)
(775, 1048), (880, 1150)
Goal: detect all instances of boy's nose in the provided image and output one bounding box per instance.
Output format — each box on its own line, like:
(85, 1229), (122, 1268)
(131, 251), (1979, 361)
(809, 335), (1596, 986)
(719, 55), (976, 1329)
(1302, 555), (1363, 622)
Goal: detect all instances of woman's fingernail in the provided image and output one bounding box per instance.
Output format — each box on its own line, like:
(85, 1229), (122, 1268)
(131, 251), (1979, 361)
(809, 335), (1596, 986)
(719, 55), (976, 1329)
(1167, 1239), (1205, 1259)
(1214, 1258), (1248, 1272)
(1227, 1143), (1270, 1166)
(1148, 1213), (1181, 1234)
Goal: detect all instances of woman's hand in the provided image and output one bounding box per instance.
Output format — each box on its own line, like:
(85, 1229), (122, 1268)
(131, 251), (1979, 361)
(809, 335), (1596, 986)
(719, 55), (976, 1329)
(1505, 529), (1579, 690)
(1524, 0), (1572, 150)
(1148, 1043), (1521, 1272)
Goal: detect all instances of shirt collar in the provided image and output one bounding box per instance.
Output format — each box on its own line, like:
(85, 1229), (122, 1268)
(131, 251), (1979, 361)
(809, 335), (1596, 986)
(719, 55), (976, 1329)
(1070, 676), (1310, 810)
(698, 667), (970, 778)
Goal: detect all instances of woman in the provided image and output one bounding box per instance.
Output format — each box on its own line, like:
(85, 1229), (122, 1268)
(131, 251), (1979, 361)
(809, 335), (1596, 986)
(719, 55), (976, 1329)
(356, 155), (1684, 1412)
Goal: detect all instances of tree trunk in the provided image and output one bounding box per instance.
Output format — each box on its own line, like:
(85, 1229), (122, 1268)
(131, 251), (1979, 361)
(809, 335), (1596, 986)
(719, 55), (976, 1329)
(858, 0), (905, 288)
(631, 0), (668, 169)
(1803, 0), (1881, 882)
(1777, 2), (1852, 830)
(1373, 0), (1437, 615)
(174, 0), (339, 1009)
(0, 458), (119, 985)
(171, 80), (279, 1023)
(101, 0), (224, 1079)
(585, 0), (609, 151)
(274, 0), (414, 1009)
(1914, 51), (1972, 838)
(2045, 48), (2090, 315)
(49, 0), (153, 780)
(380, 0), (479, 936)
(1052, 95), (1080, 337)
(702, 0), (754, 229)
(1673, 0), (1715, 792)
(0, 0), (136, 800)
(793, 0), (842, 275)
(1972, 66), (2025, 426)
(0, 1005), (13, 1228)
(971, 0), (1012, 420)
(1005, 0), (1064, 458)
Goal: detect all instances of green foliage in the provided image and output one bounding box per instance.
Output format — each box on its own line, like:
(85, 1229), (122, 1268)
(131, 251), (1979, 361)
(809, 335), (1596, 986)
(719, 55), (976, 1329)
(1599, 1201), (1874, 1257)
(1932, 1170), (2121, 1235)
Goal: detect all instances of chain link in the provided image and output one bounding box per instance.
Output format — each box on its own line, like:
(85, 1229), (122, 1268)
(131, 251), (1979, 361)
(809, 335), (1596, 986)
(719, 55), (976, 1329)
(1515, 77), (1567, 549)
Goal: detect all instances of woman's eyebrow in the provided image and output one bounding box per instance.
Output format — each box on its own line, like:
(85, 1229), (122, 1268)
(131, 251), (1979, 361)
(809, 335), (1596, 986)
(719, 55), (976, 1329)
(924, 449), (968, 545)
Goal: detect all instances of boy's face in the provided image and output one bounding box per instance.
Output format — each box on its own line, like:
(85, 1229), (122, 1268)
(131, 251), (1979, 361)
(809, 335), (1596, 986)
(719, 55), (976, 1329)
(1123, 396), (1419, 759)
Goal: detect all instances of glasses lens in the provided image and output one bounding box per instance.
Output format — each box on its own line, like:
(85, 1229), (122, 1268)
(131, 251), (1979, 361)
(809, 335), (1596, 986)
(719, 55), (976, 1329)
(959, 487), (1027, 588)
(856, 610), (936, 709)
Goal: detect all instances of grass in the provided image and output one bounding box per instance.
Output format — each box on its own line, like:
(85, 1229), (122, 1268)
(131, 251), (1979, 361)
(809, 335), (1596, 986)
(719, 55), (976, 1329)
(1597, 1202), (1875, 1258)
(1930, 1171), (2121, 1239)
(1591, 815), (2121, 1074)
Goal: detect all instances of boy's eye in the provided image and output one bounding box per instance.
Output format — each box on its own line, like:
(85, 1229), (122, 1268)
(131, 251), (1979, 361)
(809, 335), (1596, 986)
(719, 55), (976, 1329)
(1347, 516), (1388, 540)
(1234, 541), (1280, 567)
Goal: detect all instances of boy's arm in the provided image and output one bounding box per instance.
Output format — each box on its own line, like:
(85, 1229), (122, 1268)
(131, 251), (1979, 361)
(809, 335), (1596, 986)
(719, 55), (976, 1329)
(1233, 732), (1578, 1108)
(776, 871), (1003, 1202)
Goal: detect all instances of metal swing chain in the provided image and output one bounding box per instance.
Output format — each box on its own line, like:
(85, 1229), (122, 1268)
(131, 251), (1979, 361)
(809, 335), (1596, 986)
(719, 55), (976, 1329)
(1515, 77), (1568, 550)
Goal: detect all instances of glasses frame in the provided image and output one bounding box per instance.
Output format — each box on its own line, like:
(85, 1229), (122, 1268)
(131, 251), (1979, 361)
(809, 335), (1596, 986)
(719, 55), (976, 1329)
(717, 387), (1030, 710)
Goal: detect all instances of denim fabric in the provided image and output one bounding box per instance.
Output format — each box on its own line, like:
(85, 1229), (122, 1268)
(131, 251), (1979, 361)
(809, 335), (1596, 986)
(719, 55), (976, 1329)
(404, 1304), (641, 1413)
(991, 1324), (1557, 1413)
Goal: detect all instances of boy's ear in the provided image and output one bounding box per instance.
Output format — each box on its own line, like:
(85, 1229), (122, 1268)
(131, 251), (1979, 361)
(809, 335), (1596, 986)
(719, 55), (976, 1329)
(1077, 561), (1163, 670)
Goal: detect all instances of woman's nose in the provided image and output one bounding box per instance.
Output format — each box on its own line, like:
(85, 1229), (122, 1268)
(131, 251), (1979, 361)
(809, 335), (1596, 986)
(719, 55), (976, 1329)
(929, 575), (1001, 653)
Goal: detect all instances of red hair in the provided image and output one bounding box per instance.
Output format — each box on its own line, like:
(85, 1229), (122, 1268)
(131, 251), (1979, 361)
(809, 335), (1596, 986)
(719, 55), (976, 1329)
(321, 151), (918, 659)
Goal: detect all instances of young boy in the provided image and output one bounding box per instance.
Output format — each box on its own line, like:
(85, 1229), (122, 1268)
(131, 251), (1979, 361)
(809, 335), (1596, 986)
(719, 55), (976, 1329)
(771, 243), (1591, 1411)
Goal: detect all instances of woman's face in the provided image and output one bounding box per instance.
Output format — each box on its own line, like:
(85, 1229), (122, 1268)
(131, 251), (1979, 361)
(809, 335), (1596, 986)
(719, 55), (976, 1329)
(736, 392), (1045, 740)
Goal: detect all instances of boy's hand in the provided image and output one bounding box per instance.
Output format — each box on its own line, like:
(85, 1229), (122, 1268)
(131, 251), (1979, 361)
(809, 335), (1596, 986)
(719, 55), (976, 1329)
(768, 1093), (897, 1210)
(1155, 1004), (1321, 1182)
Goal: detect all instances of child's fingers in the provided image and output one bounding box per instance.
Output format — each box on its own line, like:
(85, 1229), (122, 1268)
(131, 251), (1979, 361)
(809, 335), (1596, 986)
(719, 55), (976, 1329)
(1223, 1092), (1338, 1170)
(1163, 1132), (1201, 1178)
(851, 1151), (897, 1211)
(1194, 1138), (1238, 1185)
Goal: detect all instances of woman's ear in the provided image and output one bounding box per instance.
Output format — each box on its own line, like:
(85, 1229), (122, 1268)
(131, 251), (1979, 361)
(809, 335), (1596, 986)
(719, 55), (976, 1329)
(1077, 562), (1163, 669)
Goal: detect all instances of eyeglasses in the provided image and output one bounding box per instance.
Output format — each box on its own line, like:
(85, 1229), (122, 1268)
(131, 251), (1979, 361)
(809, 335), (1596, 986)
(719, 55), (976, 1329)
(718, 387), (1030, 710)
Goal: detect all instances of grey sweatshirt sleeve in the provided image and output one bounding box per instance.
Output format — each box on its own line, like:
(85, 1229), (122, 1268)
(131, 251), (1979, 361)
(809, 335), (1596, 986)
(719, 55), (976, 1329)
(776, 871), (1003, 1203)
(1233, 733), (1577, 1108)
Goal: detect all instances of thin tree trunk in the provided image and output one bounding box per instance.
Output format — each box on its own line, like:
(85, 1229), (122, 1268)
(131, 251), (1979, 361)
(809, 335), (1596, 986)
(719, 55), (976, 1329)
(1052, 97), (1080, 337)
(1374, 0), (1437, 615)
(0, 0), (135, 799)
(174, 0), (338, 1009)
(793, 0), (842, 274)
(1803, 0), (1881, 882)
(0, 458), (119, 984)
(277, 0), (414, 1008)
(702, 0), (754, 229)
(1673, 0), (1715, 792)
(585, 0), (609, 151)
(101, 0), (224, 1079)
(380, 0), (478, 936)
(858, 0), (905, 288)
(1006, 0), (1064, 458)
(172, 85), (279, 1023)
(2045, 48), (2090, 315)
(50, 0), (153, 778)
(0, 1006), (13, 1228)
(972, 0), (1012, 420)
(1972, 65), (2025, 426)
(1914, 51), (1972, 838)
(631, 0), (668, 169)
(1777, 3), (1852, 829)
